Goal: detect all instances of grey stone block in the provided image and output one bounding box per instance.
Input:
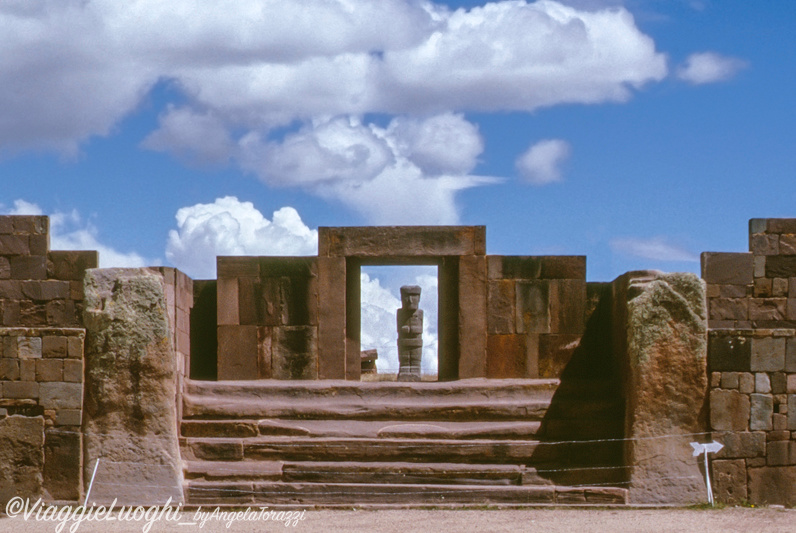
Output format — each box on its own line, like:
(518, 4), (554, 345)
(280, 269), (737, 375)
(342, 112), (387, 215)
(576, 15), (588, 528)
(39, 382), (82, 410)
(750, 394), (773, 430)
(711, 389), (750, 431)
(717, 431), (765, 458)
(739, 372), (755, 393)
(750, 337), (786, 371)
(755, 373), (771, 393)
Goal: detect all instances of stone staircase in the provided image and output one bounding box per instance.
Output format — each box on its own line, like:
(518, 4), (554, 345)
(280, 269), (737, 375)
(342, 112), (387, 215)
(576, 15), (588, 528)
(180, 378), (627, 507)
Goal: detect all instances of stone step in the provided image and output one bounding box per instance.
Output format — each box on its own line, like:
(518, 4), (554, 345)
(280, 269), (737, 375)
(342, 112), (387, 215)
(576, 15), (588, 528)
(181, 419), (544, 440)
(184, 460), (552, 486)
(183, 378), (558, 421)
(184, 480), (628, 506)
(181, 435), (622, 465)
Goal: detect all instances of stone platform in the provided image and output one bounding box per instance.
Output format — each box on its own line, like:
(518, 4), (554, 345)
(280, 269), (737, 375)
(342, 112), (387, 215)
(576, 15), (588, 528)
(181, 378), (627, 506)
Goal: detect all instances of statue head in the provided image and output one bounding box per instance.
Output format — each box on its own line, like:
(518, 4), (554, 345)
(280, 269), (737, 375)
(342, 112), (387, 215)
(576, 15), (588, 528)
(400, 285), (421, 311)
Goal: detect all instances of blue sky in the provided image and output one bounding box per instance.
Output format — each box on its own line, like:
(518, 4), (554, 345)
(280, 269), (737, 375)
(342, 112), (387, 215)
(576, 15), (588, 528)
(1, 0), (793, 289)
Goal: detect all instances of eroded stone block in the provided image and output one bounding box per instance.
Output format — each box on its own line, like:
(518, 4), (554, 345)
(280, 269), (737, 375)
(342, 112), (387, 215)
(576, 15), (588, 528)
(486, 334), (526, 378)
(750, 337), (785, 372)
(748, 466), (796, 506)
(712, 459), (747, 504)
(0, 415), (44, 505)
(701, 252), (754, 285)
(750, 394), (773, 430)
(711, 389), (750, 431)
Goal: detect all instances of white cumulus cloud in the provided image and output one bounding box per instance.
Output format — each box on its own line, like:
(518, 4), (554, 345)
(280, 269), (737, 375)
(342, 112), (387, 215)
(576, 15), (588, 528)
(610, 236), (699, 262)
(516, 139), (572, 185)
(677, 52), (747, 85)
(3, 200), (155, 267)
(166, 196), (318, 278)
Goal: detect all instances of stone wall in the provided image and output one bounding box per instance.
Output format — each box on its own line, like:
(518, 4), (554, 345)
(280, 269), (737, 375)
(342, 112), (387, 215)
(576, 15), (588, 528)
(485, 255), (587, 378)
(0, 215), (97, 503)
(703, 218), (796, 506)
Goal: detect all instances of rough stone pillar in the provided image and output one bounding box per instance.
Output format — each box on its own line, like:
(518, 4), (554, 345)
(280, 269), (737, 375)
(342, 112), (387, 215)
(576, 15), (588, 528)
(613, 270), (709, 504)
(458, 255), (487, 378)
(82, 268), (183, 505)
(0, 415), (44, 505)
(317, 257), (346, 379)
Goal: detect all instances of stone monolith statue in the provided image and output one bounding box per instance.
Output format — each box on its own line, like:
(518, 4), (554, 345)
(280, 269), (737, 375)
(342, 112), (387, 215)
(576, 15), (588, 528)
(397, 285), (423, 381)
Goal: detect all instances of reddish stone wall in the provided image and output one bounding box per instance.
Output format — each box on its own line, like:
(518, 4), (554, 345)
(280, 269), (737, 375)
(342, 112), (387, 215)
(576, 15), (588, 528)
(485, 256), (587, 378)
(0, 215), (97, 502)
(703, 218), (796, 506)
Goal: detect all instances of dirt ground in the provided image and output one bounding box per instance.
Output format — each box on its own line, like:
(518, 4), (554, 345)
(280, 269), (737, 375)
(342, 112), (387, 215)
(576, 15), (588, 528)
(2, 507), (795, 533)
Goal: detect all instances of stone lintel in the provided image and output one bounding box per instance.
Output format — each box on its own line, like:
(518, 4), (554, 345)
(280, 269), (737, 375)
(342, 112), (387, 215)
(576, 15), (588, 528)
(318, 226), (486, 258)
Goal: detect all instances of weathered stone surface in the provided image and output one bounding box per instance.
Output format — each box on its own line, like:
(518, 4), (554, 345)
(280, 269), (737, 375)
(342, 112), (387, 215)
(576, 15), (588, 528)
(750, 394), (773, 430)
(709, 298), (748, 320)
(750, 233), (779, 255)
(550, 279), (586, 333)
(538, 334), (580, 378)
(711, 390), (750, 431)
(539, 256), (586, 280)
(486, 334), (526, 378)
(43, 427), (81, 501)
(747, 466), (796, 506)
(217, 325), (258, 380)
(615, 271), (708, 504)
(317, 257), (345, 379)
(39, 382), (81, 409)
(10, 255), (47, 280)
(755, 373), (771, 393)
(720, 372), (739, 389)
(0, 415), (44, 505)
(82, 268), (182, 505)
(749, 298), (786, 321)
(458, 255), (487, 378)
(515, 280), (550, 334)
(789, 395), (796, 430)
(47, 250), (99, 281)
(318, 226), (486, 257)
(708, 333), (750, 371)
(701, 252), (754, 285)
(739, 372), (755, 393)
(271, 326), (318, 380)
(750, 337), (785, 371)
(765, 256), (796, 279)
(712, 459), (747, 504)
(487, 280), (514, 335)
(716, 431), (765, 458)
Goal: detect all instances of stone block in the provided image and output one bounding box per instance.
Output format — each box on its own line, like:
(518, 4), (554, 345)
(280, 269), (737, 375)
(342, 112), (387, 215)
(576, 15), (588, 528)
(236, 276), (259, 326)
(47, 250), (99, 281)
(271, 326), (318, 380)
(538, 334), (580, 378)
(12, 216), (48, 235)
(317, 257), (346, 379)
(750, 233), (779, 255)
(60, 359), (81, 383)
(67, 335), (83, 359)
(45, 299), (78, 326)
(706, 283), (719, 298)
(39, 382), (82, 409)
(486, 334), (526, 378)
(10, 255), (47, 280)
(710, 371), (721, 387)
(515, 280), (550, 334)
(789, 395), (796, 430)
(0, 415), (45, 504)
(3, 381), (39, 399)
(755, 373), (771, 393)
(491, 256), (542, 280)
(0, 280), (23, 299)
(708, 333), (750, 372)
(701, 252), (754, 285)
(717, 431), (765, 458)
(766, 256), (796, 279)
(773, 278), (789, 297)
(539, 256), (586, 280)
(550, 279), (586, 334)
(458, 255), (487, 379)
(0, 257), (9, 279)
(28, 234), (48, 256)
(43, 427), (81, 501)
(750, 337), (786, 371)
(718, 284), (750, 298)
(487, 280), (514, 334)
(720, 372), (739, 389)
(787, 339), (796, 372)
(767, 430), (790, 441)
(217, 325), (258, 380)
(0, 358), (19, 380)
(748, 466), (796, 506)
(710, 389), (750, 431)
(754, 256), (766, 278)
(750, 393), (773, 430)
(257, 276), (291, 326)
(1, 300), (20, 326)
(749, 298), (786, 321)
(35, 359), (62, 382)
(768, 219), (796, 234)
(709, 298), (748, 320)
(788, 298), (796, 320)
(766, 440), (789, 465)
(0, 234), (30, 255)
(771, 372), (786, 394)
(773, 413), (788, 431)
(753, 278), (772, 297)
(82, 268), (183, 505)
(750, 218), (768, 235)
(19, 359), (35, 381)
(42, 336), (67, 358)
(788, 374), (796, 393)
(712, 459), (747, 504)
(739, 372), (755, 393)
(0, 217), (11, 234)
(217, 256), (260, 278)
(318, 226), (486, 257)
(55, 409), (82, 427)
(216, 277), (239, 325)
(17, 337), (42, 359)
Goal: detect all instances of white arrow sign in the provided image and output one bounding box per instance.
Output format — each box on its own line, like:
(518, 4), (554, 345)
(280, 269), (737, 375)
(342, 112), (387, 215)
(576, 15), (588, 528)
(690, 440), (724, 505)
(691, 441), (724, 457)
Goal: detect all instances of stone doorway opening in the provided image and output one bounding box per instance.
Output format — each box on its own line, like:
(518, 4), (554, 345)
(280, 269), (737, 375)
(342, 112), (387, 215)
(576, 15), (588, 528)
(359, 265), (439, 381)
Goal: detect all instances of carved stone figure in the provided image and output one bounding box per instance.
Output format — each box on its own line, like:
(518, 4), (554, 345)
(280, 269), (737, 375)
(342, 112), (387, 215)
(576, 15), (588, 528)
(397, 285), (423, 381)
